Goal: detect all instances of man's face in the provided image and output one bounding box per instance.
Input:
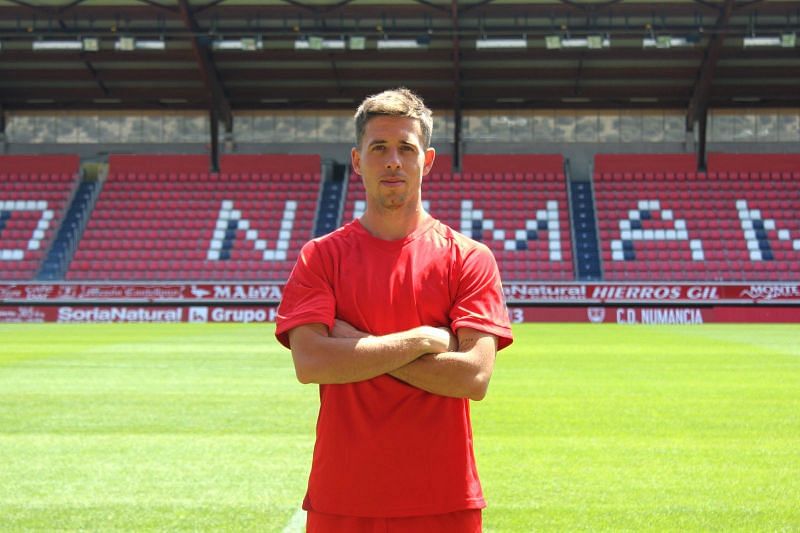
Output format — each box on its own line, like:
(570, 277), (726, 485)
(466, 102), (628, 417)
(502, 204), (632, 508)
(351, 115), (435, 212)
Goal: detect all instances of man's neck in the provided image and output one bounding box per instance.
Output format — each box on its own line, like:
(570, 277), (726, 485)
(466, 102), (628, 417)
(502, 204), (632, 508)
(360, 204), (429, 241)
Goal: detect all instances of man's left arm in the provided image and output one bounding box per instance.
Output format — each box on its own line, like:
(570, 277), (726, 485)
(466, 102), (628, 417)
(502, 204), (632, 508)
(388, 327), (497, 401)
(386, 328), (495, 401)
(332, 320), (499, 400)
(382, 325), (498, 401)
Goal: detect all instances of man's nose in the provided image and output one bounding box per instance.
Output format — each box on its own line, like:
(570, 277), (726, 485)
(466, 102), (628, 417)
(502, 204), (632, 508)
(385, 149), (401, 169)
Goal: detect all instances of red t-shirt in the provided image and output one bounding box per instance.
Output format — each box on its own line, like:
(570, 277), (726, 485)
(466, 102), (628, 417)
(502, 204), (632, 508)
(275, 217), (513, 518)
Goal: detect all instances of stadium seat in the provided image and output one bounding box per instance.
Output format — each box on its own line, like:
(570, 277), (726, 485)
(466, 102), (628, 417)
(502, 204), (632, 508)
(594, 154), (800, 281)
(67, 155), (321, 282)
(0, 156), (81, 280)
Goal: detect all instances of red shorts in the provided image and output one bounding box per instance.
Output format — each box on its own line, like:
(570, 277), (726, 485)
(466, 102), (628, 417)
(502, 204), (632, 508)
(306, 509), (482, 533)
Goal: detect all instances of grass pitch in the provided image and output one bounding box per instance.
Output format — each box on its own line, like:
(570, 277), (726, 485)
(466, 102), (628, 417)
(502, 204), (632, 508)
(1, 323), (799, 532)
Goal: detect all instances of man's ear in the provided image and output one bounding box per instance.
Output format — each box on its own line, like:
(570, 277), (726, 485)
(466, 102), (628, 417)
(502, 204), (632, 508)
(351, 147), (362, 176)
(422, 147), (436, 176)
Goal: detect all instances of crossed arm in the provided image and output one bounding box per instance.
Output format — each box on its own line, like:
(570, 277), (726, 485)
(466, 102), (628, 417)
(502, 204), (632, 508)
(287, 320), (498, 401)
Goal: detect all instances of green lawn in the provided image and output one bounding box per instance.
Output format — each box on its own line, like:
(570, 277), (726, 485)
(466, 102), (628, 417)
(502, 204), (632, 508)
(1, 323), (799, 531)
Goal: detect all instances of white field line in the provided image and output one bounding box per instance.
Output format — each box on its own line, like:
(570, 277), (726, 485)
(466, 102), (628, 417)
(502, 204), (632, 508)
(281, 508), (306, 533)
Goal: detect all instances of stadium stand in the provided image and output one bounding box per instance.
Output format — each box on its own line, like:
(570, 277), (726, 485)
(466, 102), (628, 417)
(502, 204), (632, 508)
(594, 153), (800, 281)
(67, 154), (320, 281)
(4, 150), (795, 284)
(0, 155), (80, 281)
(342, 154), (574, 281)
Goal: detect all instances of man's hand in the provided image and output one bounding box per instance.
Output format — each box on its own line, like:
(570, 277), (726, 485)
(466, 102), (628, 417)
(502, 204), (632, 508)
(331, 320), (456, 353)
(389, 328), (499, 401)
(439, 327), (459, 352)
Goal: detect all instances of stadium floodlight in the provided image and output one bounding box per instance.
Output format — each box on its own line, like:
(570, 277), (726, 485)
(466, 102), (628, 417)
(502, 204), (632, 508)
(349, 36), (366, 50)
(115, 36), (136, 51)
(114, 37), (165, 51)
(544, 35), (562, 49)
(307, 36), (323, 50)
(212, 37), (263, 51)
(135, 39), (166, 51)
(559, 38), (585, 48)
(377, 36), (430, 50)
(32, 39), (84, 51)
(643, 35), (695, 48)
(475, 37), (527, 50)
(240, 37), (260, 51)
(82, 37), (99, 52)
(743, 35), (782, 47)
(212, 39), (239, 50)
(294, 37), (346, 50)
(586, 34), (607, 49)
(321, 37), (345, 50)
(560, 36), (610, 49)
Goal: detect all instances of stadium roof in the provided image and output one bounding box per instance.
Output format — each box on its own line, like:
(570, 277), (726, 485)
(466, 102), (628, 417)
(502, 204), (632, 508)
(0, 0), (799, 128)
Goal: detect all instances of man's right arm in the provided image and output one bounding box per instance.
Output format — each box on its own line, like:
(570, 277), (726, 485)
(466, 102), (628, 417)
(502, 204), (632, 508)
(287, 323), (453, 385)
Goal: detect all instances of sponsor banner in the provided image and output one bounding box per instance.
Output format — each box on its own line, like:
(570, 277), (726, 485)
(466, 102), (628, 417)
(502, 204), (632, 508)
(503, 283), (800, 304)
(509, 306), (800, 324)
(0, 305), (279, 323)
(0, 306), (48, 323)
(0, 283), (284, 303)
(0, 304), (796, 323)
(187, 306), (278, 324)
(57, 306), (185, 323)
(1, 282), (799, 305)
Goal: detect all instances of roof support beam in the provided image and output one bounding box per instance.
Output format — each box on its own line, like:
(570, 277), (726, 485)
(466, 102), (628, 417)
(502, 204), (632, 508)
(696, 108), (709, 172)
(414, 0), (449, 14)
(558, 0), (623, 12)
(279, 0), (317, 15)
(460, 0), (496, 15)
(177, 0), (233, 133)
(0, 103), (7, 155)
(209, 107), (220, 174)
(274, 0), (356, 16)
(687, 0), (735, 171)
(687, 0), (735, 129)
(17, 1), (110, 98)
(5, 0), (85, 17)
(193, 0), (227, 15)
(450, 0), (462, 173)
(81, 58), (109, 98)
(136, 0), (178, 14)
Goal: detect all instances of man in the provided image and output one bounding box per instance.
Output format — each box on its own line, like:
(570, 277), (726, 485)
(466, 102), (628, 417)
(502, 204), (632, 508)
(275, 87), (513, 532)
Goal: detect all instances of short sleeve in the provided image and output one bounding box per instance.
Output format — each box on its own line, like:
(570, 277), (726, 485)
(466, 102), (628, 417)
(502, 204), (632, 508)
(449, 244), (513, 350)
(275, 240), (336, 348)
